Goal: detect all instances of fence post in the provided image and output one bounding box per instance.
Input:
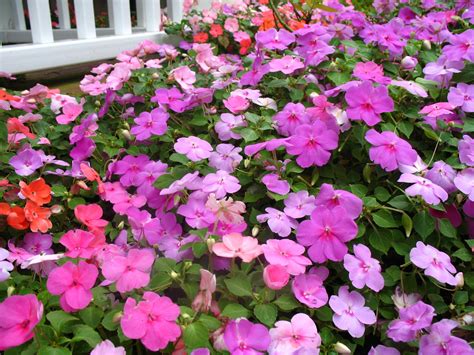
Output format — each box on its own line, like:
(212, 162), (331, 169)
(136, 0), (145, 27)
(112, 0), (132, 35)
(57, 0), (71, 29)
(107, 0), (115, 27)
(11, 0), (26, 30)
(27, 0), (54, 43)
(73, 0), (96, 39)
(142, 0), (161, 32)
(167, 0), (183, 23)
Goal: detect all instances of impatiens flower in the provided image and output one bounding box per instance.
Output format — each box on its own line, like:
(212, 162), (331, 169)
(262, 239), (311, 276)
(419, 102), (455, 118)
(419, 319), (473, 355)
(454, 168), (474, 201)
(202, 170), (241, 198)
(423, 55), (464, 88)
(47, 261), (98, 312)
(283, 190), (316, 219)
(313, 183), (362, 219)
(74, 204), (108, 235)
(215, 113), (245, 141)
(268, 56), (305, 75)
(273, 103), (310, 136)
(257, 207), (298, 237)
(223, 94), (250, 114)
(0, 248), (14, 282)
(443, 29), (474, 62)
(121, 292), (181, 351)
(391, 286), (421, 310)
(174, 136), (213, 161)
(151, 87), (188, 113)
(345, 81), (394, 126)
(353, 61), (390, 84)
(343, 244), (384, 292)
(9, 148), (43, 176)
(192, 269), (216, 312)
(425, 161), (457, 193)
(112, 154), (150, 187)
(212, 233), (262, 262)
(263, 265), (290, 290)
(368, 345), (400, 355)
(292, 272), (329, 308)
(102, 248), (155, 293)
(329, 286), (376, 338)
(262, 174), (290, 195)
(24, 201), (52, 233)
(459, 135), (474, 166)
(297, 206), (358, 263)
(209, 144), (243, 173)
(169, 66), (196, 90)
(390, 80), (428, 98)
(56, 101), (83, 124)
(387, 300), (435, 342)
(59, 229), (99, 259)
(91, 340), (126, 355)
(365, 129), (418, 172)
(205, 194), (246, 225)
(286, 122), (339, 168)
(255, 28), (295, 50)
(268, 314), (321, 355)
(410, 241), (457, 286)
(448, 83), (474, 112)
(224, 318), (271, 354)
(130, 108), (168, 140)
(178, 196), (215, 228)
(19, 178), (51, 205)
(398, 173), (448, 205)
(0, 294), (43, 351)
(225, 17), (239, 32)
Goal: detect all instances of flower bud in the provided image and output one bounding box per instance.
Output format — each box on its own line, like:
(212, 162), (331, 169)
(112, 311), (123, 323)
(334, 342), (351, 354)
(21, 90), (29, 95)
(95, 100), (101, 106)
(50, 204), (64, 214)
(206, 237), (216, 252)
(152, 72), (159, 79)
(462, 313), (474, 325)
(400, 56), (418, 70)
(251, 225), (259, 237)
(117, 220), (125, 230)
(449, 303), (456, 310)
(455, 272), (464, 288)
(118, 129), (132, 141)
(263, 265), (290, 290)
(244, 159), (250, 168)
(7, 286), (15, 297)
(422, 40), (431, 50)
(170, 271), (179, 279)
(26, 98), (36, 104)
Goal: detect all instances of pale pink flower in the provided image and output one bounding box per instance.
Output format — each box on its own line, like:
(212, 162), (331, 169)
(283, 190), (316, 219)
(174, 136), (213, 162)
(262, 239), (311, 276)
(212, 233), (262, 262)
(91, 340), (126, 355)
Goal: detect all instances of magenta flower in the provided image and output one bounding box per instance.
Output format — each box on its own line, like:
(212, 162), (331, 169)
(286, 122), (339, 168)
(410, 241), (457, 286)
(59, 229), (98, 259)
(273, 103), (310, 136)
(262, 174), (290, 195)
(160, 171), (200, 195)
(297, 206), (358, 263)
(47, 261), (98, 312)
(121, 292), (181, 351)
(398, 173), (448, 205)
(390, 80), (428, 98)
(459, 135), (474, 166)
(255, 28), (295, 50)
(329, 286), (376, 338)
(0, 294), (43, 351)
(202, 170), (241, 198)
(292, 271), (328, 308)
(387, 301), (435, 342)
(353, 61), (390, 84)
(263, 264), (290, 290)
(209, 144), (242, 173)
(224, 318), (271, 354)
(443, 29), (474, 62)
(268, 314), (321, 354)
(9, 148), (43, 176)
(283, 190), (316, 219)
(223, 94), (250, 114)
(151, 87), (188, 113)
(454, 168), (474, 201)
(268, 56), (305, 75)
(257, 207), (298, 237)
(215, 113), (245, 141)
(56, 102), (83, 124)
(365, 129), (418, 172)
(344, 244), (384, 292)
(130, 108), (168, 141)
(313, 183), (362, 219)
(262, 239), (311, 276)
(425, 161), (457, 194)
(420, 319), (473, 355)
(345, 81), (394, 126)
(113, 154), (150, 187)
(177, 196), (215, 228)
(448, 83), (474, 112)
(174, 136), (213, 162)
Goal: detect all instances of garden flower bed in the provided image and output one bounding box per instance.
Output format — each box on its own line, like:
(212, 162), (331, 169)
(1, 0), (474, 354)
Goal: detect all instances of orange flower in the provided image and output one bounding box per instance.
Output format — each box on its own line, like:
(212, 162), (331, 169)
(24, 201), (52, 233)
(19, 178), (51, 206)
(289, 20), (306, 30)
(193, 32), (209, 43)
(7, 118), (36, 139)
(0, 89), (20, 102)
(259, 10), (276, 31)
(0, 203), (29, 230)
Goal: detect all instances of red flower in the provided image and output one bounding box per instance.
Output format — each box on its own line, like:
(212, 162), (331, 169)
(209, 24), (223, 38)
(7, 118), (36, 139)
(19, 178), (51, 206)
(0, 203), (29, 230)
(193, 32), (209, 43)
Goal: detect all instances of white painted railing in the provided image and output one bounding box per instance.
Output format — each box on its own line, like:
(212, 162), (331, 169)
(0, 0), (186, 74)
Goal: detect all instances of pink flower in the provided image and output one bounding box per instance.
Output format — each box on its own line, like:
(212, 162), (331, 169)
(202, 170), (241, 198)
(224, 318), (271, 354)
(130, 108), (168, 141)
(262, 239), (311, 276)
(59, 229), (99, 259)
(329, 286), (376, 338)
(459, 135), (474, 166)
(368, 345), (400, 355)
(169, 66), (196, 90)
(215, 113), (245, 141)
(91, 340), (126, 355)
(121, 292), (181, 351)
(419, 102), (455, 118)
(177, 196), (215, 228)
(56, 102), (83, 124)
(387, 301), (435, 342)
(205, 194), (246, 225)
(448, 83), (474, 112)
(209, 144), (242, 173)
(268, 56), (305, 75)
(102, 248), (155, 292)
(286, 122), (339, 168)
(410, 241), (457, 286)
(297, 206), (358, 263)
(292, 272), (328, 308)
(192, 269), (216, 312)
(160, 171), (200, 195)
(273, 103), (310, 136)
(212, 233), (262, 262)
(353, 62), (390, 84)
(47, 261), (98, 312)
(255, 28), (295, 50)
(345, 81), (394, 126)
(263, 265), (290, 290)
(174, 136), (213, 162)
(224, 18), (239, 32)
(257, 207), (298, 238)
(74, 204), (108, 235)
(313, 183), (362, 219)
(454, 168), (474, 201)
(398, 173), (448, 205)
(268, 314), (321, 355)
(443, 29), (474, 62)
(419, 319), (473, 355)
(0, 294), (43, 351)
(223, 94), (250, 114)
(365, 129), (418, 172)
(262, 174), (290, 195)
(390, 80), (428, 98)
(344, 244), (384, 292)
(283, 190), (316, 219)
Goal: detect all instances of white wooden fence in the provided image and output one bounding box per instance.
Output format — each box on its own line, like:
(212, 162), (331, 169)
(0, 0), (188, 74)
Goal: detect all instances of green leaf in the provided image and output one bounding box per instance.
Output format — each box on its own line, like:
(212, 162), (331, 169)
(192, 242), (208, 258)
(372, 210), (398, 228)
(199, 314), (222, 331)
(225, 274), (253, 297)
(38, 347), (72, 355)
(46, 311), (79, 333)
(0, 119), (7, 151)
(454, 291), (469, 305)
(169, 153), (190, 164)
(102, 308), (122, 331)
(401, 213), (413, 237)
(374, 187), (391, 202)
(327, 71), (351, 86)
(183, 321), (209, 350)
(413, 211), (435, 239)
(254, 304), (278, 327)
(369, 230), (391, 254)
(453, 248), (472, 262)
(238, 128), (259, 143)
(274, 294), (300, 311)
(463, 117), (474, 133)
(438, 219), (457, 238)
(72, 325), (102, 348)
(221, 303), (250, 318)
(153, 174), (175, 189)
(79, 307), (104, 329)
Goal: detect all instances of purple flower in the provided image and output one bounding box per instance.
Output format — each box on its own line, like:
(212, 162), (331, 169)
(177, 197), (215, 229)
(257, 207), (298, 238)
(113, 155), (150, 187)
(390, 80), (428, 98)
(160, 172), (200, 195)
(443, 29), (474, 62)
(145, 213), (182, 245)
(398, 173), (448, 205)
(368, 345), (400, 355)
(69, 114), (98, 144)
(419, 319), (473, 355)
(423, 55), (464, 88)
(262, 174), (290, 196)
(283, 190), (316, 219)
(174, 136), (213, 162)
(454, 168), (474, 201)
(273, 103), (310, 136)
(344, 244), (384, 292)
(208, 144), (242, 173)
(292, 272), (328, 308)
(151, 87), (188, 113)
(70, 138), (95, 161)
(255, 28), (295, 50)
(345, 81), (394, 126)
(215, 113), (245, 141)
(202, 170), (241, 198)
(9, 148), (43, 176)
(387, 301), (435, 342)
(286, 122), (339, 168)
(410, 241), (457, 286)
(459, 135), (474, 166)
(130, 108), (169, 141)
(329, 286), (376, 338)
(224, 319), (271, 354)
(158, 234), (197, 261)
(0, 248), (14, 282)
(448, 83), (474, 112)
(313, 183), (362, 219)
(425, 161), (457, 194)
